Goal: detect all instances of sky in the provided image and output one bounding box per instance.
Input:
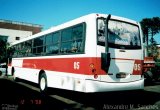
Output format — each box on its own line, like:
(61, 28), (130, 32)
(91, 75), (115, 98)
(0, 0), (160, 43)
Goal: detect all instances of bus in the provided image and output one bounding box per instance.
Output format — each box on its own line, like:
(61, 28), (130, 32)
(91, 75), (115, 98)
(8, 13), (144, 92)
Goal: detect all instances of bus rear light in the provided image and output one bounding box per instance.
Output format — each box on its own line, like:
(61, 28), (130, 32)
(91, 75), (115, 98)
(92, 69), (96, 73)
(89, 63), (94, 69)
(90, 63), (96, 73)
(89, 63), (98, 78)
(94, 74), (98, 79)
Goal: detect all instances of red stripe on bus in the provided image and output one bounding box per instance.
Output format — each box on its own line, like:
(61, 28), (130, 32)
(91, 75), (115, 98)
(22, 57), (105, 75)
(12, 57), (143, 75)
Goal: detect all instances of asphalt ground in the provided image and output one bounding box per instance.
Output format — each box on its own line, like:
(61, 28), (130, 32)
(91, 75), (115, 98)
(0, 77), (160, 110)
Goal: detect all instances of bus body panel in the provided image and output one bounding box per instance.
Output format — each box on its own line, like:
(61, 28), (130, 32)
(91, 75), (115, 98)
(96, 14), (144, 84)
(96, 46), (143, 82)
(8, 13), (144, 92)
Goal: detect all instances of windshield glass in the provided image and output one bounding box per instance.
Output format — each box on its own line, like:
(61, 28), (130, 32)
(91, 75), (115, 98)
(97, 19), (141, 49)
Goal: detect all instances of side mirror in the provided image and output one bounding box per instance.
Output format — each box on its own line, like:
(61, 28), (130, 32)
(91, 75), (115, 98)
(101, 53), (111, 72)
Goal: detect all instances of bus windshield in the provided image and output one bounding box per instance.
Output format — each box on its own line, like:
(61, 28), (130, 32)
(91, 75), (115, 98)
(97, 19), (141, 49)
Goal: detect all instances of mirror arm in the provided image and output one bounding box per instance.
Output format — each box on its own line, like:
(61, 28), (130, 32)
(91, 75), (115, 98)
(104, 14), (111, 54)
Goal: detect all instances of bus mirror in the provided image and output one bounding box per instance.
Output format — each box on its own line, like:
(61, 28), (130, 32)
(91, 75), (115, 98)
(101, 53), (111, 72)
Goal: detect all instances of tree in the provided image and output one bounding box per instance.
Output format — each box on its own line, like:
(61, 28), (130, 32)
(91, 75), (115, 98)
(140, 17), (160, 57)
(0, 40), (7, 63)
(140, 18), (151, 45)
(140, 17), (160, 44)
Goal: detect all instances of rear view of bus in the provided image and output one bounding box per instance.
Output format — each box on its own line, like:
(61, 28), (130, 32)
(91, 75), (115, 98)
(85, 14), (144, 92)
(7, 13), (144, 93)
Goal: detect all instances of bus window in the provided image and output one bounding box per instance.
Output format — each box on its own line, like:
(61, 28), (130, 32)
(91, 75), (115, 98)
(97, 19), (141, 49)
(37, 46), (44, 54)
(52, 32), (60, 44)
(62, 28), (72, 41)
(97, 19), (105, 46)
(34, 36), (45, 47)
(12, 46), (17, 57)
(46, 44), (59, 54)
(108, 20), (141, 49)
(72, 24), (83, 39)
(46, 32), (60, 55)
(61, 24), (84, 54)
(46, 34), (53, 45)
(32, 48), (37, 55)
(61, 42), (72, 53)
(24, 40), (32, 56)
(33, 36), (45, 55)
(71, 39), (82, 52)
(71, 24), (83, 53)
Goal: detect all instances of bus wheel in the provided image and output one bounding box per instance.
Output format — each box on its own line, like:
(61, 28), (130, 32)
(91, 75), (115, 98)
(39, 73), (48, 94)
(11, 67), (17, 81)
(144, 71), (153, 83)
(0, 71), (2, 76)
(11, 67), (15, 76)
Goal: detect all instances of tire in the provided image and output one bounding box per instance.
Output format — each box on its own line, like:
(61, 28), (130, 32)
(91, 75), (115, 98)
(0, 71), (2, 76)
(146, 71), (153, 79)
(144, 71), (153, 84)
(39, 73), (48, 94)
(11, 67), (17, 81)
(11, 67), (15, 76)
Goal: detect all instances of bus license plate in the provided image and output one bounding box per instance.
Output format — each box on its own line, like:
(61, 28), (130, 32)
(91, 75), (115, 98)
(116, 73), (126, 78)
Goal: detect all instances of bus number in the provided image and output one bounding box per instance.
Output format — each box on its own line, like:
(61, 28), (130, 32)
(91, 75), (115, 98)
(74, 62), (80, 70)
(134, 64), (141, 71)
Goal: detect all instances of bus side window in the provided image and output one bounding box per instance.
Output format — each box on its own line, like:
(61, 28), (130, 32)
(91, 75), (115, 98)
(9, 46), (16, 58)
(46, 45), (59, 54)
(61, 28), (72, 54)
(61, 42), (72, 53)
(77, 40), (82, 52)
(71, 40), (78, 52)
(32, 36), (45, 56)
(46, 32), (60, 55)
(71, 40), (82, 53)
(25, 40), (32, 56)
(71, 24), (84, 53)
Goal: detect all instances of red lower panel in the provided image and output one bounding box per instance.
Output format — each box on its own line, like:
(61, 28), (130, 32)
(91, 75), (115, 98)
(15, 57), (143, 75)
(22, 57), (105, 75)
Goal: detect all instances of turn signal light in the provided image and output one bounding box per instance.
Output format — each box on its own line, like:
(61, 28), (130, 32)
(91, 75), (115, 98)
(90, 63), (98, 79)
(89, 63), (94, 69)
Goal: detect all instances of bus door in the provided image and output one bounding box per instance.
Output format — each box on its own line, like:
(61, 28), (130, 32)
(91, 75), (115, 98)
(97, 17), (143, 82)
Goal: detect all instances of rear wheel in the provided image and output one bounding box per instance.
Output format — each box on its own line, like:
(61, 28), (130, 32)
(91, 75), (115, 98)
(39, 73), (48, 94)
(0, 71), (2, 76)
(144, 71), (153, 84)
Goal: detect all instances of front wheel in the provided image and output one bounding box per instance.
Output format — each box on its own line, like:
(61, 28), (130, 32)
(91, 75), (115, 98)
(0, 71), (2, 76)
(39, 73), (48, 94)
(11, 67), (17, 81)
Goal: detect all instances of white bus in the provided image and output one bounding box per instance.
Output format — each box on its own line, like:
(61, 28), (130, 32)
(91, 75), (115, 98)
(8, 13), (144, 92)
